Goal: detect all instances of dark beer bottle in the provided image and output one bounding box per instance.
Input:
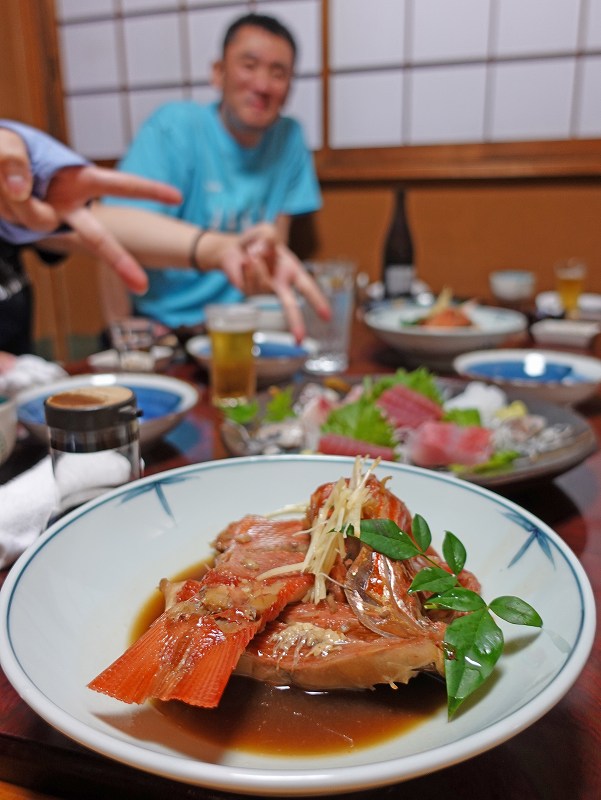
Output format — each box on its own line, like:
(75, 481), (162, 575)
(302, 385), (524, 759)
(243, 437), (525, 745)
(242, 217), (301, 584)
(383, 189), (415, 298)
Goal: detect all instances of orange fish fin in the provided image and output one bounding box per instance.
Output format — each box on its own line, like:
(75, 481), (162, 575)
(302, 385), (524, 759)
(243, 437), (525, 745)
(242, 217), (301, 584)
(166, 625), (257, 707)
(88, 614), (256, 707)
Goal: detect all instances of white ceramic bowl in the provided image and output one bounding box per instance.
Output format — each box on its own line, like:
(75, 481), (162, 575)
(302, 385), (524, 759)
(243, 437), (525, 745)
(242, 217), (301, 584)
(0, 456), (594, 795)
(530, 319), (601, 349)
(245, 295), (287, 331)
(489, 270), (536, 302)
(454, 348), (601, 405)
(364, 302), (528, 370)
(16, 373), (198, 448)
(186, 331), (317, 384)
(0, 395), (17, 466)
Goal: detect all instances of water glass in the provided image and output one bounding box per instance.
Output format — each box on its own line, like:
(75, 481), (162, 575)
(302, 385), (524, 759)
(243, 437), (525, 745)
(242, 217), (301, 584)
(205, 304), (259, 408)
(109, 317), (156, 371)
(303, 260), (355, 374)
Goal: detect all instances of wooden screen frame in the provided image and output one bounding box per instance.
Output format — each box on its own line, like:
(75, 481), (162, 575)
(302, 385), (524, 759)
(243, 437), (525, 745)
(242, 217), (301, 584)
(314, 139), (601, 184)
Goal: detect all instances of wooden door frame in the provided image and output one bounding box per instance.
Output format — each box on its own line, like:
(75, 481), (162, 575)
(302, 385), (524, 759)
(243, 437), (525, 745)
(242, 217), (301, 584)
(1, 0), (71, 360)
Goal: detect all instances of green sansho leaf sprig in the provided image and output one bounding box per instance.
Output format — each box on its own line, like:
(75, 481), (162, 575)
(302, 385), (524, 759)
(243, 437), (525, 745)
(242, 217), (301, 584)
(357, 515), (543, 718)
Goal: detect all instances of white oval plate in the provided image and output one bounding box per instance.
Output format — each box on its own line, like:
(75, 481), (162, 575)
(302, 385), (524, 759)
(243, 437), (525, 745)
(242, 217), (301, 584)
(530, 319), (601, 349)
(16, 372), (198, 448)
(0, 456), (595, 796)
(364, 302), (527, 369)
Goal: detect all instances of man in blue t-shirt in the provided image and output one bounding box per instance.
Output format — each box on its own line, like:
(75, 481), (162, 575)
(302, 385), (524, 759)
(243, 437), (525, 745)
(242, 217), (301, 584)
(106, 12), (323, 331)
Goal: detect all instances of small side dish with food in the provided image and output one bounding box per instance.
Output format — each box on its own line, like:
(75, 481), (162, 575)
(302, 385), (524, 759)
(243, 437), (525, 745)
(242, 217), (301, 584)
(89, 458), (542, 718)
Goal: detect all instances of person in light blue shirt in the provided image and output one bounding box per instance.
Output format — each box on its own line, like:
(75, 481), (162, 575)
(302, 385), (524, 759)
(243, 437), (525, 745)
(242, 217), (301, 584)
(106, 12), (322, 330)
(0, 117), (326, 353)
(0, 120), (182, 354)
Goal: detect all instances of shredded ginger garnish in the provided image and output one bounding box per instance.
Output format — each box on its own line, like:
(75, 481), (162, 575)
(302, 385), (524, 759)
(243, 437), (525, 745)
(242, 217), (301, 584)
(258, 456), (381, 604)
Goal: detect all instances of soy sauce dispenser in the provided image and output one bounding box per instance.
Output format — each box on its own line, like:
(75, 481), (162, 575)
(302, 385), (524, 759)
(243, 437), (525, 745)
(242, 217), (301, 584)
(44, 385), (142, 514)
(383, 189), (415, 299)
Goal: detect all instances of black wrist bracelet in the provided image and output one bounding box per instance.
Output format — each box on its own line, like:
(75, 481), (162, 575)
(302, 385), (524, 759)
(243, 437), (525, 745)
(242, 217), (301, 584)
(189, 229), (206, 270)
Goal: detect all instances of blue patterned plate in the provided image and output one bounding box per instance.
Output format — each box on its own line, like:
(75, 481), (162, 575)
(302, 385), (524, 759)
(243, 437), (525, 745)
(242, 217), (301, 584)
(16, 372), (198, 448)
(0, 456), (594, 795)
(454, 349), (601, 406)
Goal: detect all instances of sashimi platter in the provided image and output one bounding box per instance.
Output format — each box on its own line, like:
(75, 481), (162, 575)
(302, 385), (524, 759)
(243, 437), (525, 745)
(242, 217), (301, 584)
(220, 369), (597, 488)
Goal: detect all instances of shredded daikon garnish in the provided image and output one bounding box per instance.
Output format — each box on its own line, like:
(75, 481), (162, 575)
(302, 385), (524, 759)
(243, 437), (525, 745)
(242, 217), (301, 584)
(258, 457), (381, 603)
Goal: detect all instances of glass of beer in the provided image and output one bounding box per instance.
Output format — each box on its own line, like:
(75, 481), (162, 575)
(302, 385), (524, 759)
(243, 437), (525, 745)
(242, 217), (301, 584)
(205, 304), (259, 408)
(555, 259), (587, 318)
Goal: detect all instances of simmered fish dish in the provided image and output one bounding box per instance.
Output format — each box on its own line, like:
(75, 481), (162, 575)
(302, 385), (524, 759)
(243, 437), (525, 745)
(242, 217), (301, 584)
(89, 459), (542, 716)
(89, 459), (483, 710)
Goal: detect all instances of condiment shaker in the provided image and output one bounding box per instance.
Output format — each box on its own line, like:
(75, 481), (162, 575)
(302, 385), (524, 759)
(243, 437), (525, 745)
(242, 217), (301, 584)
(44, 385), (142, 514)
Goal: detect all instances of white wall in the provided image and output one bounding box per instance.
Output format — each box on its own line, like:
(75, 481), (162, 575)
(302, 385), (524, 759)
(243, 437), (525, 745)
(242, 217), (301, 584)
(56, 0), (601, 160)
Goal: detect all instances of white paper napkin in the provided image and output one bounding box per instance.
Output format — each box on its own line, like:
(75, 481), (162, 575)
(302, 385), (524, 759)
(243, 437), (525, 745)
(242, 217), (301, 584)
(0, 452), (133, 569)
(0, 354), (67, 398)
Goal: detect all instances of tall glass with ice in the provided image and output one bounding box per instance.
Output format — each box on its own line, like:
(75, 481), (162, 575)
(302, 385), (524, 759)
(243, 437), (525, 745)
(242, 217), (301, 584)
(205, 304), (258, 407)
(303, 260), (355, 374)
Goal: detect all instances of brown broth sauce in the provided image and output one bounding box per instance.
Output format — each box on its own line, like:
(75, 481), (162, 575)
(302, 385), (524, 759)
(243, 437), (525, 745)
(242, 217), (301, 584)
(130, 561), (446, 757)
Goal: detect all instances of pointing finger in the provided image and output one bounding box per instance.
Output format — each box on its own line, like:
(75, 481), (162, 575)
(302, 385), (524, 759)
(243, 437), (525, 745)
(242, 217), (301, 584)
(64, 207), (148, 294)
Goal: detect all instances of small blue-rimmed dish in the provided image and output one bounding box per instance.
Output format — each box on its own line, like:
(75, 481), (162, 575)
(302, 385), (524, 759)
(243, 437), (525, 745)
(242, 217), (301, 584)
(16, 373), (198, 448)
(186, 331), (317, 384)
(454, 348), (601, 405)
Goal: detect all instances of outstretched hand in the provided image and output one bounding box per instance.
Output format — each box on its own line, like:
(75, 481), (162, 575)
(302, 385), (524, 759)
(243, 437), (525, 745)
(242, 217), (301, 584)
(221, 224), (331, 342)
(0, 127), (182, 293)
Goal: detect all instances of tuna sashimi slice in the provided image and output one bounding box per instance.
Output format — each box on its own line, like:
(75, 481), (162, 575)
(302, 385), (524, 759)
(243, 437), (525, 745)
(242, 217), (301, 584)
(408, 420), (493, 468)
(318, 433), (396, 462)
(376, 384), (443, 429)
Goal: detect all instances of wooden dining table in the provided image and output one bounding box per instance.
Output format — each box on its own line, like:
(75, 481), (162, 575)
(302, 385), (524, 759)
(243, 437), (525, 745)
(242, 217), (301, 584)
(0, 316), (599, 800)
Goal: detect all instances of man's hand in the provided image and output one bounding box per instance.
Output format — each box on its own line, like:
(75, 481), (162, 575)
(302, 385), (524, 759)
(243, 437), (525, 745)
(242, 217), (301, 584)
(217, 223), (331, 342)
(0, 128), (182, 293)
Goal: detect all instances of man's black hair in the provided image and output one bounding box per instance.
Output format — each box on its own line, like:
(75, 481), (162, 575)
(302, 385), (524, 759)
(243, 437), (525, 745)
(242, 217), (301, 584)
(222, 13), (297, 61)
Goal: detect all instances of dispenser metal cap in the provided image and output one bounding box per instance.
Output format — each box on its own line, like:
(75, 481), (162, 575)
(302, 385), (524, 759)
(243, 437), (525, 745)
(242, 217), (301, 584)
(44, 385), (140, 431)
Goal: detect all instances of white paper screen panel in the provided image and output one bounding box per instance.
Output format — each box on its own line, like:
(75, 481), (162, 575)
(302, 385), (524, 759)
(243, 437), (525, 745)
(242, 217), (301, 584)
(57, 0), (601, 161)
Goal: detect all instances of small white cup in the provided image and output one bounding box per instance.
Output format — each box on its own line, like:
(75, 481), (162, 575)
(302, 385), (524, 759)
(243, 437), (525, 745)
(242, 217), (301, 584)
(489, 270), (536, 303)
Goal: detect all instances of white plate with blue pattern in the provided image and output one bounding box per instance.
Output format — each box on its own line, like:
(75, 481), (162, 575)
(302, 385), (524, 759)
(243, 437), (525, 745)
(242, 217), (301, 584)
(454, 349), (601, 406)
(0, 456), (595, 795)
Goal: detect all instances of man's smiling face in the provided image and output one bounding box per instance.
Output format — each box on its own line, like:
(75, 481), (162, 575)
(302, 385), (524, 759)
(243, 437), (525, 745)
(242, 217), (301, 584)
(212, 24), (295, 148)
